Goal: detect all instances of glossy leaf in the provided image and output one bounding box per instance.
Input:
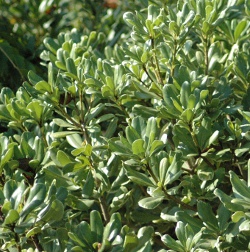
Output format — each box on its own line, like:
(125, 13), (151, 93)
(138, 196), (164, 209)
(126, 167), (155, 187)
(3, 209), (19, 225)
(38, 199), (64, 223)
(197, 201), (219, 231)
(20, 183), (46, 219)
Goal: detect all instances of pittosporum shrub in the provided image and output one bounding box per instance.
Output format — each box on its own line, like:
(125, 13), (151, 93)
(0, 0), (250, 251)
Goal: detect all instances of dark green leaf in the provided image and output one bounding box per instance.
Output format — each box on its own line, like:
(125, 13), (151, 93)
(197, 201), (219, 231)
(126, 167), (155, 187)
(20, 183), (46, 219)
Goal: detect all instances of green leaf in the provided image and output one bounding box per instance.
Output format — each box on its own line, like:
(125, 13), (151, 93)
(145, 117), (159, 147)
(35, 80), (51, 93)
(197, 166), (214, 181)
(20, 183), (46, 219)
(124, 234), (138, 252)
(105, 213), (122, 242)
(175, 222), (187, 247)
(162, 84), (180, 115)
(0, 104), (12, 121)
(85, 104), (105, 124)
(2, 201), (12, 215)
(95, 114), (115, 124)
(149, 140), (164, 156)
(27, 100), (44, 122)
(3, 180), (17, 201)
(0, 87), (14, 103)
(0, 145), (14, 172)
(75, 221), (94, 247)
(66, 134), (83, 148)
(108, 139), (132, 157)
(164, 154), (182, 185)
(3, 209), (19, 225)
(138, 196), (164, 209)
(44, 166), (77, 188)
(232, 211), (245, 223)
(123, 12), (143, 30)
(53, 118), (72, 128)
(234, 20), (247, 41)
(26, 227), (42, 238)
(214, 188), (244, 212)
(239, 219), (250, 235)
(126, 126), (141, 144)
(104, 117), (118, 138)
(66, 58), (78, 78)
(180, 109), (194, 123)
(57, 150), (74, 166)
(38, 199), (64, 223)
(239, 110), (250, 123)
(135, 226), (154, 251)
(82, 171), (94, 198)
(87, 31), (97, 47)
(176, 211), (203, 234)
(197, 201), (219, 231)
(44, 37), (60, 54)
(208, 130), (219, 146)
(90, 210), (104, 243)
(126, 167), (155, 187)
(173, 125), (198, 155)
(131, 116), (146, 137)
(161, 234), (185, 252)
(66, 194), (94, 211)
(10, 180), (26, 210)
(180, 81), (191, 108)
(159, 157), (168, 185)
(230, 171), (250, 200)
(132, 139), (145, 156)
(99, 213), (121, 250)
(68, 232), (88, 248)
(28, 70), (44, 86)
(52, 131), (80, 138)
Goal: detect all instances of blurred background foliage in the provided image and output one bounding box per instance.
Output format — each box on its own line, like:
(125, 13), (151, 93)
(0, 0), (148, 91)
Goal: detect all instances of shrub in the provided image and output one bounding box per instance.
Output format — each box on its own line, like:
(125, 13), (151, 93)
(0, 0), (250, 251)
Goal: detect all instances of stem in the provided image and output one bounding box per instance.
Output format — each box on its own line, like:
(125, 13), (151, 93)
(0, 47), (26, 82)
(39, 125), (48, 148)
(202, 156), (215, 169)
(181, 166), (194, 174)
(78, 89), (85, 125)
(32, 235), (43, 251)
(0, 173), (5, 186)
(116, 100), (130, 120)
(99, 196), (110, 223)
(202, 35), (209, 75)
(170, 40), (178, 77)
(78, 90), (92, 144)
(85, 0), (96, 16)
(55, 104), (82, 128)
(11, 226), (22, 252)
(162, 186), (196, 211)
(142, 65), (154, 83)
(189, 124), (215, 169)
(151, 38), (164, 85)
(145, 164), (196, 211)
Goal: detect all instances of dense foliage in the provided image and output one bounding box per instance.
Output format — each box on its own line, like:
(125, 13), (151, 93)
(1, 0), (250, 251)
